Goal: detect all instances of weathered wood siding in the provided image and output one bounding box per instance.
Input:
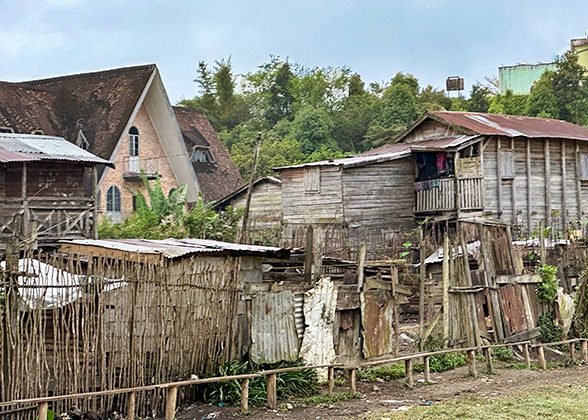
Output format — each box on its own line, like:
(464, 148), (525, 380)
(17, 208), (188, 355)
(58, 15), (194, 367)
(231, 180), (283, 233)
(482, 136), (587, 234)
(342, 158), (416, 232)
(3, 162), (85, 197)
(403, 119), (462, 143)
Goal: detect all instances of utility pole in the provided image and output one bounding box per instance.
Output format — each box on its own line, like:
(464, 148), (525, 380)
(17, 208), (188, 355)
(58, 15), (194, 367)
(239, 133), (262, 244)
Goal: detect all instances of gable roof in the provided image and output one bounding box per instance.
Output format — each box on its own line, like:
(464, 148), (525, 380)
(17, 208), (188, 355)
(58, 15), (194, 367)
(0, 133), (113, 166)
(0, 65), (157, 161)
(408, 111), (588, 142)
(173, 106), (244, 201)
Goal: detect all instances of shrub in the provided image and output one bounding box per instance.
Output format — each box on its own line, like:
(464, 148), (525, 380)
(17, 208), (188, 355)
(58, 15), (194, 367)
(536, 264), (558, 304)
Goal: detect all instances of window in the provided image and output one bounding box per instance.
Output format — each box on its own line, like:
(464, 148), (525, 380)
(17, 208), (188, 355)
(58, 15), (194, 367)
(129, 126), (139, 157)
(580, 153), (588, 181)
(191, 146), (214, 163)
(499, 149), (514, 179)
(106, 186), (121, 212)
(304, 167), (320, 193)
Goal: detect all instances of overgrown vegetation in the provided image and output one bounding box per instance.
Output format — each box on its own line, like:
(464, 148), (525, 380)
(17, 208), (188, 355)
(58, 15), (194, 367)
(536, 264), (559, 304)
(98, 172), (242, 241)
(181, 52), (588, 181)
(538, 314), (564, 344)
(200, 359), (319, 407)
(303, 391), (362, 406)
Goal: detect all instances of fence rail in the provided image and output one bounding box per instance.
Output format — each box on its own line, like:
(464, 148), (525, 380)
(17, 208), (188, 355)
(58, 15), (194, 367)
(4, 338), (586, 420)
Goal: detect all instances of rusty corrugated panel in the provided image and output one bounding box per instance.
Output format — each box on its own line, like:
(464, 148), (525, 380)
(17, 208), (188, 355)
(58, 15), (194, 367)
(431, 111), (588, 141)
(250, 291), (299, 363)
(498, 283), (528, 336)
(361, 290), (395, 358)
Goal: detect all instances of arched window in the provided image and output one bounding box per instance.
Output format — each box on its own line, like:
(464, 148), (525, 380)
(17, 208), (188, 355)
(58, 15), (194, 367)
(106, 186), (121, 212)
(129, 126), (139, 156)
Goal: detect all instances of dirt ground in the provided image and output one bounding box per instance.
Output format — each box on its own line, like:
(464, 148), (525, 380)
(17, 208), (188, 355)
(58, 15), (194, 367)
(175, 362), (588, 420)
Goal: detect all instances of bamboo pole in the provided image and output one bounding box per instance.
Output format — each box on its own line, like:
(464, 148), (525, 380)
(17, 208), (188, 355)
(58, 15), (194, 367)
(165, 386), (177, 420)
(38, 402), (48, 420)
(266, 373), (277, 409)
(328, 367), (335, 396)
(127, 391), (135, 420)
(483, 347), (493, 374)
(349, 369), (357, 394)
(240, 379), (249, 412)
(537, 346), (547, 370)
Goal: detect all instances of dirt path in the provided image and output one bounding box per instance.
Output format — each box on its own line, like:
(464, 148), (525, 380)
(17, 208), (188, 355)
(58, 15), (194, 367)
(176, 363), (588, 420)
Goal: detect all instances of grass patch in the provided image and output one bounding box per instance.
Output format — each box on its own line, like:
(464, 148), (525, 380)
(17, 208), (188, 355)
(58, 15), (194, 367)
(356, 383), (588, 419)
(357, 365), (405, 381)
(303, 391), (362, 406)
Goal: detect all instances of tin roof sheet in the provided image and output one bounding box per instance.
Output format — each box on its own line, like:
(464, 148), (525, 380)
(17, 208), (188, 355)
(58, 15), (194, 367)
(61, 238), (289, 259)
(0, 133), (113, 166)
(430, 111), (588, 141)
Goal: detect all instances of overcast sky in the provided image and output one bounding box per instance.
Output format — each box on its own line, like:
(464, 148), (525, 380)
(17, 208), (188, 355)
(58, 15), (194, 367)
(2, 0), (587, 103)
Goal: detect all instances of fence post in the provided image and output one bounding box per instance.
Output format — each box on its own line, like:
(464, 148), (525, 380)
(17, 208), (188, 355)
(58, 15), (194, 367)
(570, 342), (576, 361)
(483, 347), (493, 374)
(349, 368), (357, 394)
(582, 340), (588, 362)
(38, 402), (48, 420)
(128, 391), (136, 420)
(423, 356), (431, 383)
(405, 359), (414, 387)
(165, 386), (178, 420)
(241, 378), (249, 412)
(328, 366), (335, 396)
(267, 373), (277, 409)
(467, 350), (478, 378)
(523, 343), (531, 369)
(537, 346), (547, 370)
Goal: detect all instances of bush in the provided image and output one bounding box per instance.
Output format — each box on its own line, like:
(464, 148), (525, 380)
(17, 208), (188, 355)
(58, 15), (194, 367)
(201, 360), (319, 407)
(536, 264), (558, 304)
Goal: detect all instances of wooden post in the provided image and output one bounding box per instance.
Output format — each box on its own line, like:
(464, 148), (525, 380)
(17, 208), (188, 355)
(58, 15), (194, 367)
(418, 226), (426, 345)
(467, 350), (478, 378)
(582, 340), (588, 362)
(304, 224), (314, 284)
(328, 366), (335, 396)
(165, 386), (178, 420)
(127, 391), (136, 420)
(442, 232), (450, 343)
(561, 140), (568, 229)
(459, 224), (482, 348)
(496, 138), (503, 217)
(570, 342), (576, 361)
(239, 133), (262, 243)
(357, 244), (367, 292)
(391, 265), (400, 355)
(539, 220), (546, 263)
(537, 345), (547, 370)
(349, 368), (357, 394)
(92, 166), (98, 239)
(523, 343), (531, 369)
(423, 356), (431, 383)
(37, 402), (48, 420)
(526, 138), (533, 234)
(405, 359), (414, 387)
(483, 347), (493, 374)
(266, 373), (277, 409)
(575, 141), (582, 222)
(545, 139), (552, 227)
(21, 162), (30, 238)
(241, 378), (249, 412)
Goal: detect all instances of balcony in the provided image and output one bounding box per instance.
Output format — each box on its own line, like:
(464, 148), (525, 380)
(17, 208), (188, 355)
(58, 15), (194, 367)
(415, 177), (483, 214)
(122, 157), (159, 180)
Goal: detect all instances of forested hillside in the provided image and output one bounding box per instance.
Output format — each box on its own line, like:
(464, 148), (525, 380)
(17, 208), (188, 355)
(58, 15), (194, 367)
(179, 52), (588, 181)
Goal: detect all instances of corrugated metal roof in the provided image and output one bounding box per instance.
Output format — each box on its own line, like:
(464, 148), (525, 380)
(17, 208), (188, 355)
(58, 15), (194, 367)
(60, 238), (290, 259)
(274, 150), (412, 170)
(0, 133), (113, 166)
(430, 111), (588, 141)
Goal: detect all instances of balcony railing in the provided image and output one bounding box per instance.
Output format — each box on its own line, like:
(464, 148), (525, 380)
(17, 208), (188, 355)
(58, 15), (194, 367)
(415, 177), (483, 213)
(122, 157), (159, 179)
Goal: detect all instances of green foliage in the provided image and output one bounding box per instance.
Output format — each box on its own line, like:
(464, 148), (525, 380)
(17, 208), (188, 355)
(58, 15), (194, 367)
(488, 89), (528, 115)
(184, 199), (243, 241)
(201, 359), (319, 407)
(357, 364), (406, 381)
(492, 346), (515, 362)
(467, 84), (491, 113)
(303, 392), (362, 406)
(538, 314), (564, 344)
(536, 264), (559, 304)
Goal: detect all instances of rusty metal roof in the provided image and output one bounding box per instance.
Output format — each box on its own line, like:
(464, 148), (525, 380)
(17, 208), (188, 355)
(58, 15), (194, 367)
(60, 238), (290, 259)
(430, 111), (588, 141)
(0, 133), (114, 166)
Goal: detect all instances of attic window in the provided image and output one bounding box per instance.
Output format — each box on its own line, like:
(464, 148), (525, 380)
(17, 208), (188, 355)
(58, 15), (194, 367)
(129, 126), (139, 156)
(0, 126), (14, 133)
(304, 167), (320, 193)
(191, 146), (214, 163)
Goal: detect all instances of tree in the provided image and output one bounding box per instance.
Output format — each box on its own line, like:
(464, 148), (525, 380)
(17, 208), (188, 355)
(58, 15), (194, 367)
(418, 85), (452, 112)
(526, 71), (559, 119)
(265, 62), (295, 126)
(370, 73), (420, 132)
(289, 105), (338, 155)
(348, 74), (364, 96)
(467, 84), (491, 113)
(488, 90), (527, 115)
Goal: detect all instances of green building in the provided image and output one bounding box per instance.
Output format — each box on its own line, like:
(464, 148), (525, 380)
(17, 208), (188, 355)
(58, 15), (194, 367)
(571, 37), (588, 70)
(498, 62), (556, 95)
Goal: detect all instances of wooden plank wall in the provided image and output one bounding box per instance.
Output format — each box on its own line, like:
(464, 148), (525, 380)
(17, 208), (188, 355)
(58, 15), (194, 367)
(483, 136), (587, 235)
(231, 181), (283, 232)
(402, 119), (462, 143)
(4, 162), (85, 198)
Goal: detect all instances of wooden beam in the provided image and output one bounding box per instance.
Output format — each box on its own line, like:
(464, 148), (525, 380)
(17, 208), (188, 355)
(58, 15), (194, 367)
(165, 386), (177, 420)
(545, 138), (551, 226)
(423, 356), (431, 383)
(562, 140), (567, 229)
(483, 347), (493, 374)
(459, 224), (482, 347)
(92, 166), (98, 239)
(418, 227), (426, 340)
(582, 340), (588, 362)
(328, 367), (334, 397)
(127, 392), (135, 420)
(37, 403), (48, 420)
(575, 141), (582, 220)
(405, 359), (414, 387)
(357, 244), (367, 292)
(304, 224), (313, 284)
(511, 138), (517, 225)
(392, 265), (400, 355)
(523, 343), (531, 369)
(266, 373), (277, 409)
(526, 138), (532, 234)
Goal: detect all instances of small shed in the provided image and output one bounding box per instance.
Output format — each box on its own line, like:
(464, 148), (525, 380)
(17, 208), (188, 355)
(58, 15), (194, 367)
(214, 176), (283, 245)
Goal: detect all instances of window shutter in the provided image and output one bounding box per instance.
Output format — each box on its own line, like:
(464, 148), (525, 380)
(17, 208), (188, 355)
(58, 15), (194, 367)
(304, 167), (320, 193)
(580, 153), (588, 181)
(500, 150), (514, 179)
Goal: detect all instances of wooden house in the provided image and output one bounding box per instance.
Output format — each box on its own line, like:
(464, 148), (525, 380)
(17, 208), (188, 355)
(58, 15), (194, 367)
(275, 112), (588, 257)
(0, 133), (112, 247)
(214, 176), (283, 244)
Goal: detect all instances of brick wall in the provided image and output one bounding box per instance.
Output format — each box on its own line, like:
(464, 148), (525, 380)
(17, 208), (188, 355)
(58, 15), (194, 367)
(100, 104), (180, 219)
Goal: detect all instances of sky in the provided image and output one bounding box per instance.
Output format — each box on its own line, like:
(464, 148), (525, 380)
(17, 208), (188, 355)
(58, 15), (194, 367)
(1, 0), (588, 103)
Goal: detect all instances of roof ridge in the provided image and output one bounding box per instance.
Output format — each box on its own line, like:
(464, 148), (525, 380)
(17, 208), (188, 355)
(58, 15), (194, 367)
(431, 110), (570, 124)
(8, 64), (156, 86)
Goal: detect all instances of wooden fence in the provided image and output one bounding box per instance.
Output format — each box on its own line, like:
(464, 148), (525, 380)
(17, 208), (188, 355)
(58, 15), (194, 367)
(2, 338), (586, 420)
